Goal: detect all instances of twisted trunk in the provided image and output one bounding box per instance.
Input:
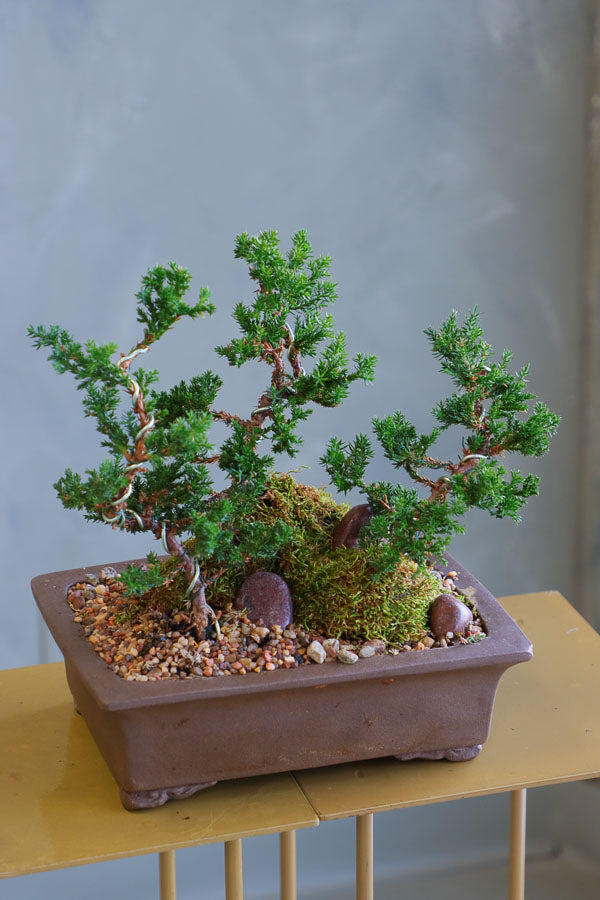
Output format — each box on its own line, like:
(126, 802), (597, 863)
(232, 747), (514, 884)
(121, 514), (211, 630)
(158, 524), (210, 629)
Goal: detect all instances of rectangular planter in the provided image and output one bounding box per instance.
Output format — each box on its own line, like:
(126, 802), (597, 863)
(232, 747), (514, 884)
(31, 554), (532, 809)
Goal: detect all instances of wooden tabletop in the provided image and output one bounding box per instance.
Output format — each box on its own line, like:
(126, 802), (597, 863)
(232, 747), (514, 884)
(294, 591), (600, 819)
(2, 591), (598, 877)
(0, 663), (318, 878)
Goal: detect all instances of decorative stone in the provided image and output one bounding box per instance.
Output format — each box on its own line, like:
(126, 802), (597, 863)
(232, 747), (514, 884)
(430, 593), (473, 640)
(322, 638), (340, 658)
(358, 645), (375, 658)
(235, 572), (293, 629)
(337, 648), (359, 664)
(307, 640), (327, 664)
(331, 504), (372, 549)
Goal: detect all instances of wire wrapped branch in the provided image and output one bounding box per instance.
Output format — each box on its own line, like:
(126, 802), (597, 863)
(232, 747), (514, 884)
(102, 345), (154, 527)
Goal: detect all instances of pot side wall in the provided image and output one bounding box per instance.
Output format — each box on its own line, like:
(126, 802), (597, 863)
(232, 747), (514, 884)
(33, 554), (532, 796)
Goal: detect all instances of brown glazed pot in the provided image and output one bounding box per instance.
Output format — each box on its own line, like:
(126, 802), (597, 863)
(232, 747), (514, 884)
(31, 554), (532, 810)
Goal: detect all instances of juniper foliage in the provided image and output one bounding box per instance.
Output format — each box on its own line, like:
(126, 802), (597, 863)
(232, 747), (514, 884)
(29, 231), (375, 623)
(30, 234), (558, 626)
(215, 229), (376, 455)
(322, 308), (560, 572)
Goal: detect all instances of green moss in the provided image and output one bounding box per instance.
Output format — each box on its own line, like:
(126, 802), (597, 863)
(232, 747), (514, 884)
(202, 472), (346, 610)
(141, 472), (439, 644)
(264, 475), (438, 642)
(283, 545), (438, 643)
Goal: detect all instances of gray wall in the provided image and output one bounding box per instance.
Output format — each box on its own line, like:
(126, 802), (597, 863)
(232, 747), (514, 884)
(1, 1), (596, 897)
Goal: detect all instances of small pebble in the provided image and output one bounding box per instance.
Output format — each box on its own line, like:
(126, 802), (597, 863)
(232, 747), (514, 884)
(362, 639), (386, 655)
(66, 564), (485, 684)
(322, 638), (340, 658)
(70, 591), (85, 610)
(307, 641), (327, 664)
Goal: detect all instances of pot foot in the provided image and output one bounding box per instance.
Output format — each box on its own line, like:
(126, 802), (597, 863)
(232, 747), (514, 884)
(120, 781), (217, 810)
(395, 744), (482, 763)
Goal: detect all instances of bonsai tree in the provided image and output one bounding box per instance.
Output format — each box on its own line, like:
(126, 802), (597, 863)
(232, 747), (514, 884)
(322, 309), (561, 573)
(30, 229), (559, 645)
(28, 230), (375, 630)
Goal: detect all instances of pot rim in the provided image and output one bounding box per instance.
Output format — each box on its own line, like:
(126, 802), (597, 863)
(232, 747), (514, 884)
(31, 553), (532, 711)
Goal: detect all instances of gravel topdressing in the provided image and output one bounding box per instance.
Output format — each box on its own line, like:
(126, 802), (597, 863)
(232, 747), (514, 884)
(66, 567), (485, 682)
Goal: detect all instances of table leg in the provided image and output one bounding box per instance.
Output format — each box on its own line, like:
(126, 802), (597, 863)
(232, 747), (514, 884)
(159, 850), (176, 900)
(509, 788), (527, 900)
(356, 813), (373, 900)
(280, 829), (296, 900)
(225, 838), (244, 900)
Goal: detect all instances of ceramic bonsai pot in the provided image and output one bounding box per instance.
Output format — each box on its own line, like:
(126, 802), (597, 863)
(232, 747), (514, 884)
(31, 553), (532, 810)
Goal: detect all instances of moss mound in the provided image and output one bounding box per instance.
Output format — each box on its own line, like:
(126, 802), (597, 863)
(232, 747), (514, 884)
(217, 473), (438, 643)
(147, 472), (439, 644)
(267, 475), (439, 642)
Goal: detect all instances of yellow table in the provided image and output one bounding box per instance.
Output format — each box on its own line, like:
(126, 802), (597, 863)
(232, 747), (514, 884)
(1, 592), (599, 900)
(295, 591), (600, 899)
(0, 662), (318, 899)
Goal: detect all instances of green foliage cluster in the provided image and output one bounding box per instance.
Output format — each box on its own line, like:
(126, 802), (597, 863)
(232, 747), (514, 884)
(216, 230), (376, 454)
(119, 552), (165, 596)
(322, 309), (560, 571)
(30, 230), (559, 641)
(28, 231), (375, 618)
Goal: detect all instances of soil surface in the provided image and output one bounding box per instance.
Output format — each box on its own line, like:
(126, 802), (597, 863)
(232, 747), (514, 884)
(66, 567), (485, 682)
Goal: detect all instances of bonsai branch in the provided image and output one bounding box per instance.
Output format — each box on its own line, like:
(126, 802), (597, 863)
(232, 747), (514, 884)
(428, 452), (490, 502)
(101, 346), (155, 524)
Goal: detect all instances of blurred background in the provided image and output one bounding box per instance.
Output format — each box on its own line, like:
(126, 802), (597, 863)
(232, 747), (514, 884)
(2, 1), (599, 897)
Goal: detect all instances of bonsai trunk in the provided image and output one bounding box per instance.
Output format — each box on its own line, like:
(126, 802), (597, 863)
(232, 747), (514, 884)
(189, 581), (209, 630)
(155, 523), (211, 630)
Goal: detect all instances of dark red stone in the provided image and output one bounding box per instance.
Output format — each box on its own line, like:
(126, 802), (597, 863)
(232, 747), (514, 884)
(234, 572), (293, 629)
(331, 504), (372, 549)
(69, 591), (85, 610)
(430, 593), (473, 640)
